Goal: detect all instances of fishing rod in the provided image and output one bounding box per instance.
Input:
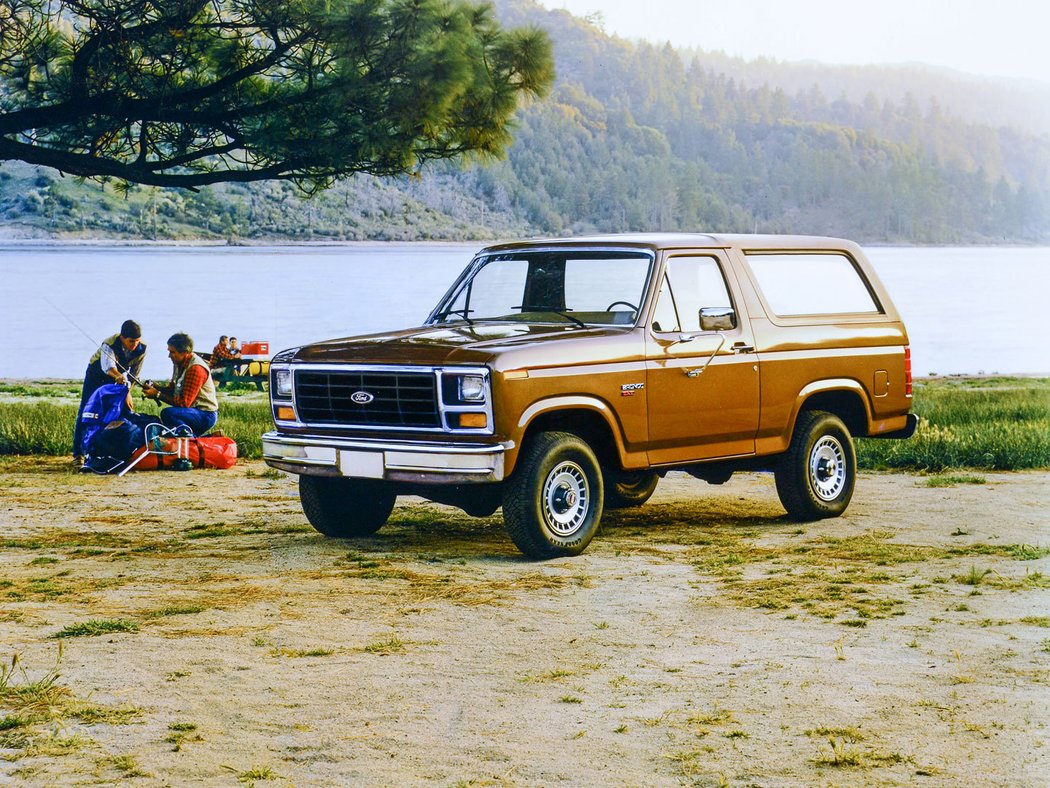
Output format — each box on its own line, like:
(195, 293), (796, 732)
(43, 296), (148, 389)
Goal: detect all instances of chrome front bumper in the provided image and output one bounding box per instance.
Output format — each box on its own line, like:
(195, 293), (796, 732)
(261, 431), (510, 484)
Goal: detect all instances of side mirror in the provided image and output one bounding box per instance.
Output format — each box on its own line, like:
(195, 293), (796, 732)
(699, 307), (736, 332)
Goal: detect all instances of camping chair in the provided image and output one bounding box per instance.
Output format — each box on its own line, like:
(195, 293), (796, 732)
(117, 422), (194, 476)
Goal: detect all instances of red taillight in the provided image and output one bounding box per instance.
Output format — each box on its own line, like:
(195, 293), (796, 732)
(904, 346), (913, 396)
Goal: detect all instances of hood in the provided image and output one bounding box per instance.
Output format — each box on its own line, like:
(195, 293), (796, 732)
(292, 322), (632, 366)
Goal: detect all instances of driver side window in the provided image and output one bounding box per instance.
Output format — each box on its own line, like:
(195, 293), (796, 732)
(651, 256), (733, 333)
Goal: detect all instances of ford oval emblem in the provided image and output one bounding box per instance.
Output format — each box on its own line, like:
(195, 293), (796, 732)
(351, 391), (375, 405)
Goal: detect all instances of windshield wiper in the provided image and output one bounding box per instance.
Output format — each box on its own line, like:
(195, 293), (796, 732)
(435, 308), (475, 326)
(549, 310), (588, 328)
(513, 306), (588, 329)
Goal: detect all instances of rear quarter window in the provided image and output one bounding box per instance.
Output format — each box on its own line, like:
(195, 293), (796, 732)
(745, 253), (880, 316)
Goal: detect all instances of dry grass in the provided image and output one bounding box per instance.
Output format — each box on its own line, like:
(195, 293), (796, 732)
(0, 649), (141, 762)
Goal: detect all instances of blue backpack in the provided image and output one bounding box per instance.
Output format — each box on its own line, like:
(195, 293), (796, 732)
(79, 383), (130, 456)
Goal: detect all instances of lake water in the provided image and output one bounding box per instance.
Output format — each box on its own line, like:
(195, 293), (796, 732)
(0, 243), (1046, 379)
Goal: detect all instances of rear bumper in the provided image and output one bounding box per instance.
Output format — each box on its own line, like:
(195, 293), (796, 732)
(261, 431), (510, 484)
(867, 413), (919, 440)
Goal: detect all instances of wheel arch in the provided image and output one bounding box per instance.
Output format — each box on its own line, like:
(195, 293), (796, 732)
(508, 397), (626, 477)
(793, 379), (872, 438)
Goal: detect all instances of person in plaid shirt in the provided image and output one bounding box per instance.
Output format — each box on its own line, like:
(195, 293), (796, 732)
(143, 333), (219, 436)
(210, 335), (234, 369)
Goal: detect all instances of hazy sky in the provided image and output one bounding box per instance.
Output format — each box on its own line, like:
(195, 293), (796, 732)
(541, 0), (1050, 84)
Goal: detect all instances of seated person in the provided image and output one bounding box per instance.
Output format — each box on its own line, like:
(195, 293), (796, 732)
(142, 332), (219, 436)
(210, 335), (234, 369)
(228, 337), (243, 359)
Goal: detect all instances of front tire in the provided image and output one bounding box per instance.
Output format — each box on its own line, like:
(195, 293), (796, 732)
(775, 410), (856, 521)
(604, 469), (659, 509)
(503, 431), (604, 559)
(299, 475), (395, 537)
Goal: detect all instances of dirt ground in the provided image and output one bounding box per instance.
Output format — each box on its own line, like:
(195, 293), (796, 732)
(0, 458), (1047, 786)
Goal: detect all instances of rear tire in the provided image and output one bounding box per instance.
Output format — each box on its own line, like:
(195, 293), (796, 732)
(604, 469), (659, 509)
(299, 476), (395, 537)
(503, 431), (604, 559)
(775, 410), (856, 521)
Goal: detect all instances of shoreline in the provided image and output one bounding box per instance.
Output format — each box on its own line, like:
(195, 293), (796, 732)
(1, 234), (1049, 250)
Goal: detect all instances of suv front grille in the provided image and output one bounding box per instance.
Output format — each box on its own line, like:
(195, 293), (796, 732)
(295, 370), (440, 428)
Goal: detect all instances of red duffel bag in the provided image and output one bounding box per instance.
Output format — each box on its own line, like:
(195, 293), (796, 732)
(126, 436), (238, 471)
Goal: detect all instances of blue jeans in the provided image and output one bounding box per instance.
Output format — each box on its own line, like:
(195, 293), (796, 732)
(160, 407), (217, 436)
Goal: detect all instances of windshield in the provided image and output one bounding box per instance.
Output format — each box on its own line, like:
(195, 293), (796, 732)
(429, 250), (653, 327)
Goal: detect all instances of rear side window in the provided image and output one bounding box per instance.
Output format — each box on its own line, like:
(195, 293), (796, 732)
(745, 253), (880, 316)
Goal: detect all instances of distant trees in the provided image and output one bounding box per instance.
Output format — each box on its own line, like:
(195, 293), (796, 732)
(0, 0), (554, 190)
(1, 0), (1046, 242)
(486, 0), (1049, 241)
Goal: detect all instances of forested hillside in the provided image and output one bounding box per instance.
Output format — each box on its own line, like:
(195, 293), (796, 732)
(2, 0), (1047, 243)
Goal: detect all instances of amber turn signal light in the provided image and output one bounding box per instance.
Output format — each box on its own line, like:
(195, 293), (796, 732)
(276, 406), (296, 421)
(457, 412), (487, 429)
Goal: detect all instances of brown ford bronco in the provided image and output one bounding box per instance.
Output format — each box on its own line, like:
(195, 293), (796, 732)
(263, 234), (917, 559)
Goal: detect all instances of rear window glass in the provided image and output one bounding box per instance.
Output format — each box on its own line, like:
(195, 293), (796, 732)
(745, 253), (880, 316)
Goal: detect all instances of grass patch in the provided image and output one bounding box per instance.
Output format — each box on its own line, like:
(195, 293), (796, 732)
(814, 737), (910, 769)
(923, 474), (987, 487)
(100, 754), (151, 778)
(236, 765), (278, 782)
(52, 618), (140, 639)
(70, 703), (142, 725)
(1021, 616), (1050, 627)
(0, 381), (80, 399)
(0, 389), (269, 458)
(0, 401), (79, 455)
(680, 527), (1049, 622)
(166, 722), (203, 751)
(1, 649), (141, 760)
(269, 647), (334, 658)
(807, 725), (866, 742)
(245, 467), (284, 480)
(857, 377), (1050, 471)
(15, 732), (89, 759)
(3, 378), (1046, 468)
(362, 636), (405, 655)
(144, 605), (205, 619)
(0, 652), (72, 719)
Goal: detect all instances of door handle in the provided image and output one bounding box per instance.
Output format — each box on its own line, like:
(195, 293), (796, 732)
(682, 334), (727, 377)
(732, 342), (754, 354)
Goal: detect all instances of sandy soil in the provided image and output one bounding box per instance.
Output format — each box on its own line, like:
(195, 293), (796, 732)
(0, 458), (1047, 786)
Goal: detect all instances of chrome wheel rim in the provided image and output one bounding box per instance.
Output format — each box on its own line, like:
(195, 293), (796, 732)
(542, 460), (590, 536)
(809, 436), (846, 501)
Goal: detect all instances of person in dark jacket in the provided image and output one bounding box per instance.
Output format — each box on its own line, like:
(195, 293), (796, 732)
(73, 320), (146, 463)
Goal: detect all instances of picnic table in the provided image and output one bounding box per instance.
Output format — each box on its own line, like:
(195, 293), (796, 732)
(201, 355), (269, 391)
